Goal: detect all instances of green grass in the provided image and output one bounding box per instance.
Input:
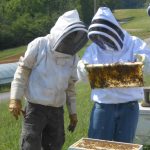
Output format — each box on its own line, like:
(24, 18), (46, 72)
(115, 9), (150, 29)
(114, 9), (150, 39)
(0, 101), (22, 150)
(63, 82), (92, 149)
(0, 83), (11, 93)
(0, 46), (26, 61)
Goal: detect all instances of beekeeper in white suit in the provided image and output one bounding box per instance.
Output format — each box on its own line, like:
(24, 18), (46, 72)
(77, 7), (150, 143)
(9, 10), (88, 150)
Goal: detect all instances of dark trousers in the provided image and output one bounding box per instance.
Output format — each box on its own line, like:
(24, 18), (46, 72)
(21, 102), (65, 150)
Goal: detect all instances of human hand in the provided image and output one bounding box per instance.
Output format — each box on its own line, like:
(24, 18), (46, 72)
(79, 60), (88, 70)
(68, 114), (78, 133)
(9, 99), (25, 120)
(135, 54), (146, 63)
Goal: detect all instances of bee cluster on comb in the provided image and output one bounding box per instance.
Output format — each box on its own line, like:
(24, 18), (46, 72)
(86, 62), (144, 89)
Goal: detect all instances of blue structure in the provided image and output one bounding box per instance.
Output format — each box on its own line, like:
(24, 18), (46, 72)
(0, 62), (18, 85)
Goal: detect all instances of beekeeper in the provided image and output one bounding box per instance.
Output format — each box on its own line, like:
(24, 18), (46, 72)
(9, 10), (88, 150)
(77, 7), (150, 143)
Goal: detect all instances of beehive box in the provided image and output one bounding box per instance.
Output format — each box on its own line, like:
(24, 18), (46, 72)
(86, 62), (143, 89)
(68, 138), (143, 150)
(134, 104), (150, 145)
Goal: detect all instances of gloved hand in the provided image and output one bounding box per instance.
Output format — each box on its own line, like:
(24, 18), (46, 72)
(77, 60), (89, 82)
(78, 60), (88, 70)
(68, 114), (78, 133)
(9, 99), (25, 120)
(135, 54), (146, 63)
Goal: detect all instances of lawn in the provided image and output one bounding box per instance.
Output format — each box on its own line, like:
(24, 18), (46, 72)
(1, 8), (150, 150)
(114, 9), (150, 39)
(0, 46), (26, 64)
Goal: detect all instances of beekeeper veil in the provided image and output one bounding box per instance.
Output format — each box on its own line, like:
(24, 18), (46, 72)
(88, 7), (125, 51)
(50, 10), (88, 55)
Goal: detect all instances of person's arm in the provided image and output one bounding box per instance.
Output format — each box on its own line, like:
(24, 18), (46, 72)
(77, 45), (93, 82)
(66, 77), (77, 115)
(66, 55), (79, 132)
(66, 77), (78, 132)
(133, 37), (150, 88)
(77, 59), (89, 82)
(133, 37), (150, 75)
(10, 61), (32, 101)
(9, 38), (40, 120)
(9, 63), (32, 120)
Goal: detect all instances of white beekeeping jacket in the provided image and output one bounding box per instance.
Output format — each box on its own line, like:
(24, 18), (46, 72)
(11, 10), (88, 114)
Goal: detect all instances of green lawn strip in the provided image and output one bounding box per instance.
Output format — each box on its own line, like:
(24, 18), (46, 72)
(114, 9), (150, 29)
(0, 83), (11, 93)
(0, 46), (26, 61)
(114, 9), (150, 40)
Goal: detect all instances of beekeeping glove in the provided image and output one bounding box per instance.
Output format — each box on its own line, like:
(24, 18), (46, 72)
(77, 60), (89, 82)
(135, 54), (146, 64)
(9, 99), (25, 120)
(68, 114), (78, 133)
(134, 53), (150, 74)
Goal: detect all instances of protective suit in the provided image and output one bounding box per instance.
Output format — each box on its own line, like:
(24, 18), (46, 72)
(9, 10), (88, 150)
(77, 7), (150, 143)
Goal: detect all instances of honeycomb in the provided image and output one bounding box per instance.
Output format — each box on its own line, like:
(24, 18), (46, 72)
(86, 62), (143, 89)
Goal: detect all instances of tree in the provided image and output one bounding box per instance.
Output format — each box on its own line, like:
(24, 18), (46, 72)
(96, 0), (121, 11)
(80, 0), (93, 25)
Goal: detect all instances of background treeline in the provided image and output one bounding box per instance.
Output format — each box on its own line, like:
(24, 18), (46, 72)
(0, 0), (149, 50)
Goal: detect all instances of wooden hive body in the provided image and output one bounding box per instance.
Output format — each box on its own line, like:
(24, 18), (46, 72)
(68, 138), (143, 150)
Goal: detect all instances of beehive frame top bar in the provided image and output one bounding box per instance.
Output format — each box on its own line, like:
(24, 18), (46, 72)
(86, 62), (142, 67)
(68, 138), (143, 150)
(85, 62), (144, 89)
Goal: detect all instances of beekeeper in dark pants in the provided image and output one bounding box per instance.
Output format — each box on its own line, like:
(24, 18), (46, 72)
(9, 9), (88, 150)
(77, 7), (150, 143)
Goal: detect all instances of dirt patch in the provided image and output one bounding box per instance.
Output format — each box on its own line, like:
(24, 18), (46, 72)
(0, 53), (24, 64)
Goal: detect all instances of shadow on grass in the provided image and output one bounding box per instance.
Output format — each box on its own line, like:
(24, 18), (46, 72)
(143, 145), (150, 150)
(117, 16), (135, 24)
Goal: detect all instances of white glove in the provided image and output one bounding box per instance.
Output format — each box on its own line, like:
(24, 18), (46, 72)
(77, 60), (89, 82)
(135, 54), (150, 74)
(135, 54), (146, 63)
